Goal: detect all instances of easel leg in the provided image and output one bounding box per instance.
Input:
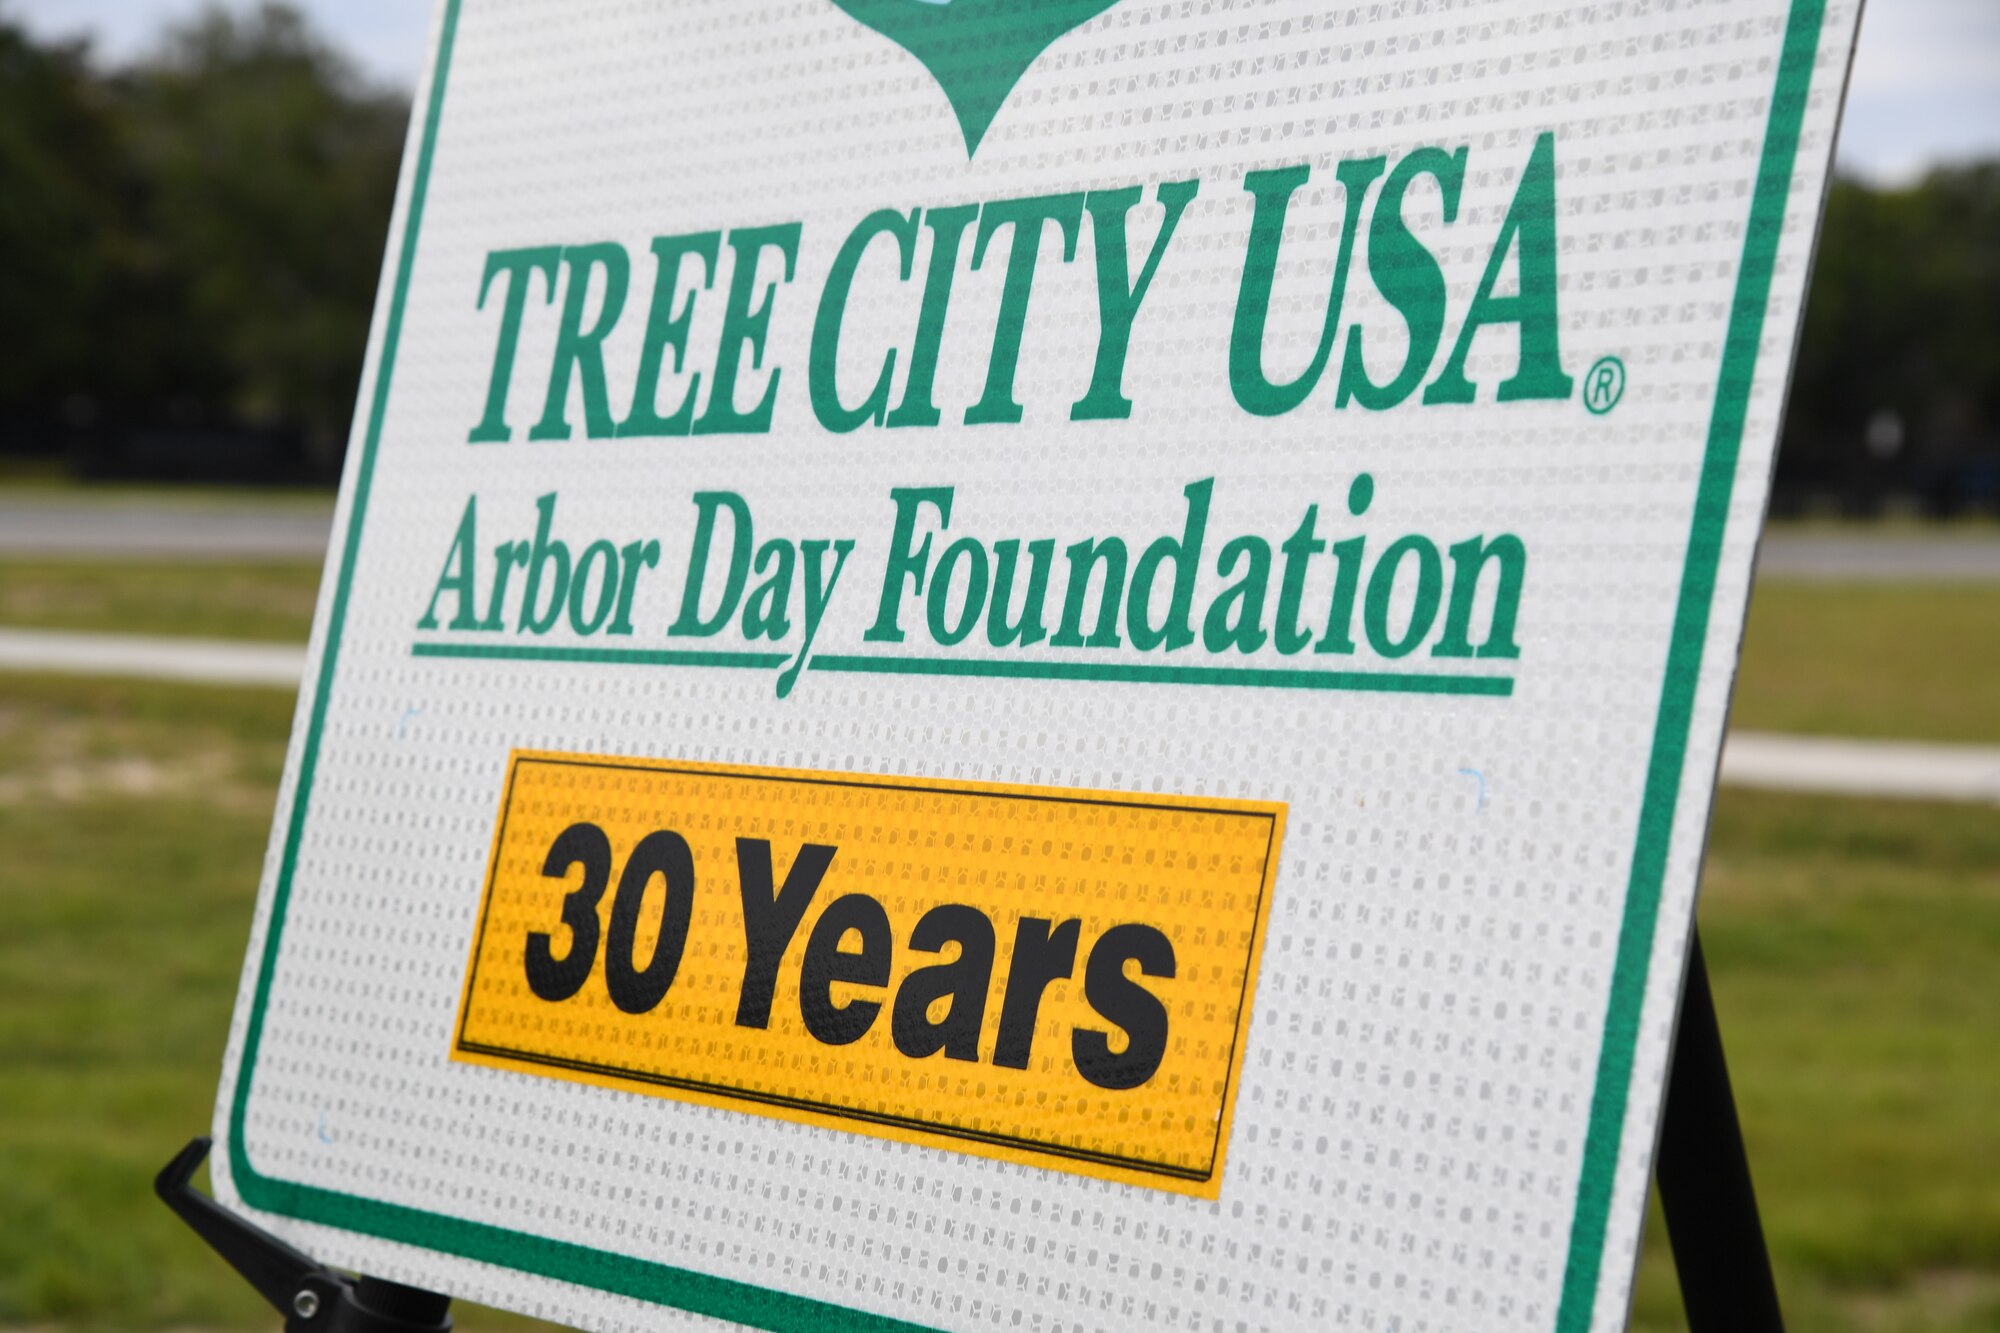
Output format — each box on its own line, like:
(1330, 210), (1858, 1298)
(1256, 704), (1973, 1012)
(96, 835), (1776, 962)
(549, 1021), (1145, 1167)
(156, 1138), (453, 1333)
(1656, 929), (1785, 1331)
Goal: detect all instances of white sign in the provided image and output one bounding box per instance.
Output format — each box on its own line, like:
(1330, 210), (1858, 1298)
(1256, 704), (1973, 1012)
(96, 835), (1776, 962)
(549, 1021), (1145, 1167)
(211, 1), (1862, 1329)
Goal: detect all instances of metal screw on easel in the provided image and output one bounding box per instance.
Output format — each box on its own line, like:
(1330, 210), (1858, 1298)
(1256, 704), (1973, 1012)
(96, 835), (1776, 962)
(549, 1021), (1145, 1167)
(153, 1139), (453, 1333)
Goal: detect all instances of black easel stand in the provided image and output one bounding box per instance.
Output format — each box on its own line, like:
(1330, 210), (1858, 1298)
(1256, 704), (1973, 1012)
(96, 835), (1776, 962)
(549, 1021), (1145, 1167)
(159, 929), (1778, 1332)
(1655, 929), (1786, 1331)
(155, 1138), (452, 1333)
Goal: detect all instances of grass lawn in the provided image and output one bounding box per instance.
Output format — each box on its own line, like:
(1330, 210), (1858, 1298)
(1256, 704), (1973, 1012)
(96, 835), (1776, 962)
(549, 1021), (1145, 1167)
(0, 559), (324, 643)
(0, 673), (1995, 1330)
(0, 679), (287, 1327)
(1628, 791), (2000, 1331)
(1731, 582), (2000, 745)
(0, 676), (547, 1332)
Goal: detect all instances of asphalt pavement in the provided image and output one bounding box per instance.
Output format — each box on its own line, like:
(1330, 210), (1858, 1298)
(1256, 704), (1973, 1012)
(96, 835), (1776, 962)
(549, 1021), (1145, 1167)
(0, 497), (334, 559)
(1753, 531), (2000, 581)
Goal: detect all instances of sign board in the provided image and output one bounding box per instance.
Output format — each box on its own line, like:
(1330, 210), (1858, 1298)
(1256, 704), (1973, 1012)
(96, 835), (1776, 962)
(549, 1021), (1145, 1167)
(210, 1), (1863, 1328)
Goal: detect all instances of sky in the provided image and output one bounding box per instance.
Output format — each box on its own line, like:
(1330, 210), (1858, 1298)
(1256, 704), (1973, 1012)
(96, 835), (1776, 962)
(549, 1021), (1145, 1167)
(9, 0), (1998, 184)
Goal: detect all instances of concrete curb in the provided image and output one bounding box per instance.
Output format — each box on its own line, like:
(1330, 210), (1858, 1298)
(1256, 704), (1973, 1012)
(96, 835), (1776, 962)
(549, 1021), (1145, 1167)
(0, 627), (306, 689)
(1721, 731), (2000, 805)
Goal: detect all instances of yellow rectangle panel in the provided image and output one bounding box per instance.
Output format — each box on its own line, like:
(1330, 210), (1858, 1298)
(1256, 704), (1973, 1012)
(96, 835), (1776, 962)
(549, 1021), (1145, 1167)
(453, 752), (1285, 1196)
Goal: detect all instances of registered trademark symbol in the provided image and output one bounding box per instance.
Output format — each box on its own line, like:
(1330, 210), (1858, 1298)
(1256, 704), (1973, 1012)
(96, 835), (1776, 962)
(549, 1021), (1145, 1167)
(1583, 356), (1626, 415)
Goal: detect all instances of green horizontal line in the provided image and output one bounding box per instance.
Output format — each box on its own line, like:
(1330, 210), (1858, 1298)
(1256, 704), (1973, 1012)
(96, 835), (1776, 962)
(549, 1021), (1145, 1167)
(411, 642), (786, 669)
(809, 654), (1513, 696)
(411, 641), (1513, 697)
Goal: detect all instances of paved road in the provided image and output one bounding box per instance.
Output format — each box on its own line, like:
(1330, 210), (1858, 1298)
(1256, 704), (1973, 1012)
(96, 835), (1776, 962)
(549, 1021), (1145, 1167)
(0, 498), (333, 559)
(1754, 532), (2000, 582)
(3, 497), (1998, 577)
(2, 626), (1995, 803)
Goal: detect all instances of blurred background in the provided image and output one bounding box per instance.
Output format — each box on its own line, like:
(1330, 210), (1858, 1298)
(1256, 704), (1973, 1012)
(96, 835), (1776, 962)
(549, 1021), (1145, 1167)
(1, 0), (1995, 507)
(0, 2), (1993, 1331)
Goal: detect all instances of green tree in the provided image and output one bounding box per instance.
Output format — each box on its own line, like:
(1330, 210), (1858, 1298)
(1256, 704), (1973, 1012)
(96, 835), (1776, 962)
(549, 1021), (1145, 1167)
(112, 3), (408, 458)
(0, 4), (407, 470)
(1783, 164), (2000, 510)
(0, 21), (121, 413)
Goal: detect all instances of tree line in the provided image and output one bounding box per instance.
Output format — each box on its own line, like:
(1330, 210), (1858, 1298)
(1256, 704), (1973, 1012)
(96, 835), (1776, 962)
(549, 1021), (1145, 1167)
(0, 4), (1994, 509)
(0, 4), (405, 481)
(1785, 165), (2000, 515)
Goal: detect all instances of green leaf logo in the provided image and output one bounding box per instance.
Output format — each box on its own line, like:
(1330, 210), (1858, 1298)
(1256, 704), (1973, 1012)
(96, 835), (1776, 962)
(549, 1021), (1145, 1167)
(831, 0), (1121, 156)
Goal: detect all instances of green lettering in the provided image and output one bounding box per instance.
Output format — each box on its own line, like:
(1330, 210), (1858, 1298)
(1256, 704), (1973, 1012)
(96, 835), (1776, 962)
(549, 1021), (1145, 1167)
(865, 487), (955, 642)
(609, 539), (661, 636)
(670, 492), (753, 637)
(1126, 478), (1211, 652)
(1273, 505), (1324, 654)
(1337, 147), (1467, 410)
(1202, 535), (1271, 654)
(480, 542), (526, 632)
(777, 539), (854, 700)
(811, 209), (922, 432)
(519, 492), (571, 635)
(1071, 180), (1199, 421)
(1228, 158), (1384, 416)
(417, 496), (481, 631)
(1425, 133), (1574, 404)
(567, 540), (620, 635)
(694, 223), (803, 435)
(468, 246), (560, 443)
(529, 243), (631, 441)
(1314, 474), (1374, 656)
(1364, 535), (1443, 658)
(618, 233), (721, 437)
(741, 539), (797, 641)
(886, 204), (980, 429)
(964, 192), (1086, 426)
(1434, 534), (1527, 659)
(1051, 537), (1127, 649)
(926, 538), (989, 646)
(986, 539), (1054, 648)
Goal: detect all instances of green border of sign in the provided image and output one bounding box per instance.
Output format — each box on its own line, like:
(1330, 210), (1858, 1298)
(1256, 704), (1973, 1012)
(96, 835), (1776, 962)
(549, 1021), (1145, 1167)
(222, 1), (1830, 1327)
